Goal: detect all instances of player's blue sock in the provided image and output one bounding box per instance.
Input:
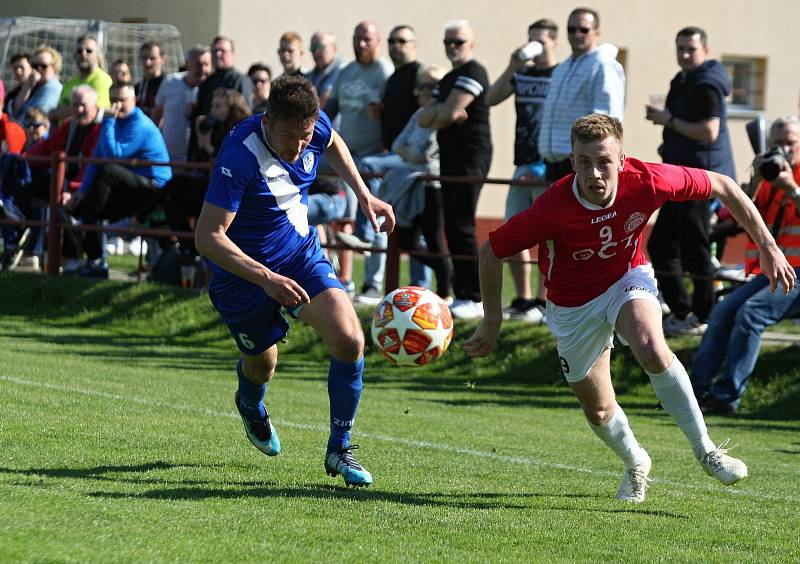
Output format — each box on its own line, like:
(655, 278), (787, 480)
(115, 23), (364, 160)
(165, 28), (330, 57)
(327, 356), (363, 453)
(237, 359), (267, 420)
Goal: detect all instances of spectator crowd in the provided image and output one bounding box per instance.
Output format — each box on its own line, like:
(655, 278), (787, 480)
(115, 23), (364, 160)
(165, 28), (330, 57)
(0, 8), (798, 414)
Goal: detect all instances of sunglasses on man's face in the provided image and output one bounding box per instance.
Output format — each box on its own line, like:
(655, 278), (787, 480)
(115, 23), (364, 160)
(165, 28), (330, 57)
(443, 38), (467, 47)
(75, 47), (94, 54)
(32, 62), (50, 69)
(567, 26), (593, 34)
(27, 122), (47, 128)
(388, 37), (412, 45)
(252, 78), (270, 84)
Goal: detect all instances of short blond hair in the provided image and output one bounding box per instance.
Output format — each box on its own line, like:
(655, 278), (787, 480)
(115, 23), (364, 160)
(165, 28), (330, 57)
(571, 113), (623, 146)
(280, 31), (303, 46)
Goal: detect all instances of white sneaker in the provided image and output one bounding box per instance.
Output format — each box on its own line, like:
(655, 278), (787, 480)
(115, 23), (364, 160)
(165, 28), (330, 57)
(18, 255), (40, 271)
(126, 236), (146, 256)
(663, 313), (707, 337)
(503, 298), (545, 323)
(450, 299), (484, 320)
(701, 439), (748, 485)
(61, 258), (84, 274)
(354, 286), (383, 306)
(615, 452), (652, 503)
(335, 231), (373, 250)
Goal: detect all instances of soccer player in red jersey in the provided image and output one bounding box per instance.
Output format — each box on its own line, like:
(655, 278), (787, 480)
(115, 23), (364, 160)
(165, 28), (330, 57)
(463, 113), (796, 502)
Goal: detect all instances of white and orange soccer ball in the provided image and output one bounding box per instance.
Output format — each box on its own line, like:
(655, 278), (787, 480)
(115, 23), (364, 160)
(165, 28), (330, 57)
(370, 286), (454, 366)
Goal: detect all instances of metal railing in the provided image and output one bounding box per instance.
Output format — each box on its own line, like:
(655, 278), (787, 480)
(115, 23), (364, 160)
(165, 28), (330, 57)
(2, 152), (547, 291)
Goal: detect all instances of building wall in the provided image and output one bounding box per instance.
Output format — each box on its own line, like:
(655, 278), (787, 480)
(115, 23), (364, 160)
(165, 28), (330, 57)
(3, 0), (799, 219)
(219, 0), (800, 218)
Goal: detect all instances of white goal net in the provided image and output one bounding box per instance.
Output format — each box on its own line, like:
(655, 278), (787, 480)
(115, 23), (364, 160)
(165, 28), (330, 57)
(0, 16), (185, 86)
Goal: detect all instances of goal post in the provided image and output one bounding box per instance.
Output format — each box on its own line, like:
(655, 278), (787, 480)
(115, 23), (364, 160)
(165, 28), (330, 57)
(0, 16), (185, 86)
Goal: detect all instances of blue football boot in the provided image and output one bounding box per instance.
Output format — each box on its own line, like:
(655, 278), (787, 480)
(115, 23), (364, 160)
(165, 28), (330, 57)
(324, 445), (372, 487)
(234, 392), (281, 456)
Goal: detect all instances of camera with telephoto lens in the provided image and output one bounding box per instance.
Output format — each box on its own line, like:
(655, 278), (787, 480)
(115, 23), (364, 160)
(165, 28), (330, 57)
(198, 116), (218, 134)
(758, 146), (789, 182)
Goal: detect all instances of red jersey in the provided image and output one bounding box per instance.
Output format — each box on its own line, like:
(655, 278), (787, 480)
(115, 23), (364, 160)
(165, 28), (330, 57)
(489, 158), (711, 306)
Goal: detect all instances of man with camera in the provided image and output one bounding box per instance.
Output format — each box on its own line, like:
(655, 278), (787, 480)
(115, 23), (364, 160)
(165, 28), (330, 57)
(646, 26), (736, 337)
(690, 116), (800, 415)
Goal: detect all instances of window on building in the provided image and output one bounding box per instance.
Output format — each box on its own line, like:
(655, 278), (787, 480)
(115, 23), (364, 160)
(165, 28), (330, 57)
(721, 56), (766, 111)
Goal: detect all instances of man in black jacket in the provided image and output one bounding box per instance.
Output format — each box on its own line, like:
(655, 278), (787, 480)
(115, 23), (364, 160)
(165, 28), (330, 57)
(646, 26), (735, 336)
(188, 36), (252, 158)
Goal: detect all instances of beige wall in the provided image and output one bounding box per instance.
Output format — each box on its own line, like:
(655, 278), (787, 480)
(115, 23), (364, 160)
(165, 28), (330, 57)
(218, 0), (800, 217)
(3, 0), (799, 218)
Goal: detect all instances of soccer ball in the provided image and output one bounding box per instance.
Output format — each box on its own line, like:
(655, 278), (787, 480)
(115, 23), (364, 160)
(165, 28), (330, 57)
(371, 286), (454, 366)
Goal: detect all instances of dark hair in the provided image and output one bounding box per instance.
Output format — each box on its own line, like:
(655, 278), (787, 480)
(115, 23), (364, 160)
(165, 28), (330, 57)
(111, 58), (128, 67)
(568, 7), (600, 28)
(529, 18), (558, 39)
(265, 75), (319, 123)
(10, 52), (30, 65)
(676, 26), (707, 47)
(571, 113), (623, 146)
(247, 62), (273, 79)
(110, 80), (135, 96)
(140, 41), (162, 55)
(212, 36), (234, 51)
(212, 87), (252, 129)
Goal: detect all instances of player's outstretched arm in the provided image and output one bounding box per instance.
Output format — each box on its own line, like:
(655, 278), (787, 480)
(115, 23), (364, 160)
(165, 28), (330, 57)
(195, 202), (309, 307)
(324, 131), (396, 235)
(462, 240), (504, 357)
(708, 171), (797, 293)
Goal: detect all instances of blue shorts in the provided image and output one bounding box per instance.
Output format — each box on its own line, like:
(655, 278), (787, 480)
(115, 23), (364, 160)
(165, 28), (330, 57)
(208, 242), (343, 354)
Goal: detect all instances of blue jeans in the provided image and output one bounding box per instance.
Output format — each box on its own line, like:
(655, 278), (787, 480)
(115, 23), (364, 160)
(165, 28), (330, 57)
(307, 193), (346, 226)
(691, 270), (800, 408)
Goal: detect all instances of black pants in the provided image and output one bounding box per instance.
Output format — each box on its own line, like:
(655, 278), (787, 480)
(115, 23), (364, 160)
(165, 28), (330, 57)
(161, 173), (209, 253)
(440, 146), (492, 302)
(78, 163), (157, 260)
(647, 199), (715, 321)
(17, 168), (83, 258)
(397, 187), (452, 298)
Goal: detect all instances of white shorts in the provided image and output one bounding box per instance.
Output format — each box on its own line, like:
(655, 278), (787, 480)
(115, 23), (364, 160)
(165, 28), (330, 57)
(546, 265), (660, 383)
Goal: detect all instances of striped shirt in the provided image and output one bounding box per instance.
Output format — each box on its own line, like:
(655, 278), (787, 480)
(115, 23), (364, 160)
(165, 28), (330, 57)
(538, 44), (625, 162)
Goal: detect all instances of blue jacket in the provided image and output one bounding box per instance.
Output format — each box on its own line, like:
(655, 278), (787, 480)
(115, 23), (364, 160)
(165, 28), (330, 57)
(661, 60), (736, 179)
(80, 106), (172, 192)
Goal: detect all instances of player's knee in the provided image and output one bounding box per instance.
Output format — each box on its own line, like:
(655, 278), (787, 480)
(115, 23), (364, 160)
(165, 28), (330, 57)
(638, 343), (673, 374)
(243, 355), (277, 383)
(330, 326), (364, 362)
(584, 403), (615, 426)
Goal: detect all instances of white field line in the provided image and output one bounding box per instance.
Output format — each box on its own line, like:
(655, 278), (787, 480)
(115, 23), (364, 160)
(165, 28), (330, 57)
(1, 374), (795, 503)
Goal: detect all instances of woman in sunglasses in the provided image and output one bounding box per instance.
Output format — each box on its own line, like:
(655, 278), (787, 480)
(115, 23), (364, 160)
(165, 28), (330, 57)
(11, 46), (63, 120)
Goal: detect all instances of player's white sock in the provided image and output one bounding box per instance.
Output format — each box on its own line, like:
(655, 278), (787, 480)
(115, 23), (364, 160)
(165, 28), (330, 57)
(647, 354), (716, 460)
(589, 404), (649, 469)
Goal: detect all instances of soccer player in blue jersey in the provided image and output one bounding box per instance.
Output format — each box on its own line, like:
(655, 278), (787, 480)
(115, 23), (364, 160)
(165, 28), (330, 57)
(195, 76), (395, 487)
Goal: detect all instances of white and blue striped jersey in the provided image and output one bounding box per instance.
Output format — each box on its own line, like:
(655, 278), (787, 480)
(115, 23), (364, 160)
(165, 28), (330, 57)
(204, 111), (334, 279)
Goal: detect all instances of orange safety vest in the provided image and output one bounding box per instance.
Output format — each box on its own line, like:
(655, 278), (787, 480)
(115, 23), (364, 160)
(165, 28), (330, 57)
(745, 164), (800, 274)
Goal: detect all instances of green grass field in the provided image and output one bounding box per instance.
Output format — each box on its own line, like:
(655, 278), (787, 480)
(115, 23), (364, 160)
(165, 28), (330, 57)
(1, 273), (798, 562)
